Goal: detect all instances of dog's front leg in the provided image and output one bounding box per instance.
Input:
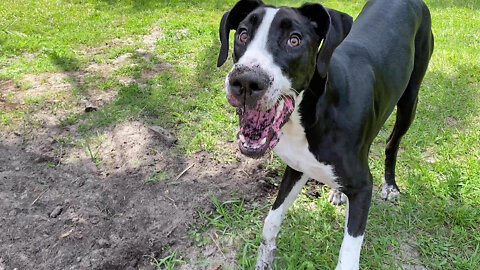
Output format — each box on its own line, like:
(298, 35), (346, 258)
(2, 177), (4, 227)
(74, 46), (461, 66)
(256, 166), (308, 270)
(336, 185), (372, 270)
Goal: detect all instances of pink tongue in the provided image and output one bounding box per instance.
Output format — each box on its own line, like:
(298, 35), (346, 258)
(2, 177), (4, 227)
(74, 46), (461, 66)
(238, 96), (294, 148)
(240, 108), (275, 143)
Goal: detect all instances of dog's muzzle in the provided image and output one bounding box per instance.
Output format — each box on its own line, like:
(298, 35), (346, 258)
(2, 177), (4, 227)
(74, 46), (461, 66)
(226, 65), (294, 158)
(226, 65), (272, 110)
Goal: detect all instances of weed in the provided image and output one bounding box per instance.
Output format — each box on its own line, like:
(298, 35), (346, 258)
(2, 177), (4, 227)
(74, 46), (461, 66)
(199, 196), (270, 268)
(149, 250), (184, 270)
(188, 230), (211, 248)
(145, 170), (170, 183)
(82, 134), (105, 166)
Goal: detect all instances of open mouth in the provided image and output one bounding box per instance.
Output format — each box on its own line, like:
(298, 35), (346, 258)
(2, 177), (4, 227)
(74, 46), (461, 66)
(237, 96), (295, 158)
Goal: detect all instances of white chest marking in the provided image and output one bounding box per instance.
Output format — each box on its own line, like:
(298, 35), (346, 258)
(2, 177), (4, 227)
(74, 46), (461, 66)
(273, 92), (340, 189)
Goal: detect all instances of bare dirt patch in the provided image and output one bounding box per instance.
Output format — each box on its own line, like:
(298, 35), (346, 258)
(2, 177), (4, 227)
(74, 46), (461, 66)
(0, 27), (271, 270)
(16, 73), (72, 102)
(398, 241), (427, 270)
(143, 25), (164, 50)
(0, 80), (19, 94)
(0, 25), (276, 270)
(0, 121), (273, 270)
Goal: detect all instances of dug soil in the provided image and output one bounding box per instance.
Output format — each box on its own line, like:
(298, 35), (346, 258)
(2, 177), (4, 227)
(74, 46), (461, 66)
(0, 122), (277, 270)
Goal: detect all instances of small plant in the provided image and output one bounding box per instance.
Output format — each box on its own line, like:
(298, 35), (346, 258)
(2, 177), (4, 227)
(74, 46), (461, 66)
(187, 230), (211, 247)
(82, 134), (105, 167)
(201, 196), (268, 232)
(145, 170), (169, 183)
(199, 196), (269, 269)
(86, 143), (102, 166)
(149, 250), (184, 270)
(60, 112), (79, 127)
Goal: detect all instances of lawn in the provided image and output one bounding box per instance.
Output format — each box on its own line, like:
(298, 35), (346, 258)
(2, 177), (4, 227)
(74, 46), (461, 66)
(1, 0), (479, 269)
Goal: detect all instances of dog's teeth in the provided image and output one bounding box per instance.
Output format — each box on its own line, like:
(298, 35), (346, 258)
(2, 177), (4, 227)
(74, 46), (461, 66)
(260, 137), (267, 145)
(275, 99), (284, 120)
(240, 134), (246, 143)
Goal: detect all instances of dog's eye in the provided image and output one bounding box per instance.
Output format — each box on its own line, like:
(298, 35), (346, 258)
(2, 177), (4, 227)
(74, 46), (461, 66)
(288, 34), (301, 47)
(238, 30), (248, 43)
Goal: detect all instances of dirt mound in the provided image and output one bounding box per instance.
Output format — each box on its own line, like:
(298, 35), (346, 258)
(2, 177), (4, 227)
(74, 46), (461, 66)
(0, 122), (274, 270)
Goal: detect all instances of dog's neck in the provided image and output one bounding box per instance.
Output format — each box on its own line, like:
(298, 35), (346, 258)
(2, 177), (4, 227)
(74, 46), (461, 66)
(298, 69), (337, 129)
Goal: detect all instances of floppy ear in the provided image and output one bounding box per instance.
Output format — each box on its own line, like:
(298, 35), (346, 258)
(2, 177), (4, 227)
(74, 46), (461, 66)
(217, 0), (263, 67)
(299, 3), (353, 77)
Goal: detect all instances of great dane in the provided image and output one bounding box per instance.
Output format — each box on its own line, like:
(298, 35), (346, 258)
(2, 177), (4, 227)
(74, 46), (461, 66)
(217, 0), (434, 268)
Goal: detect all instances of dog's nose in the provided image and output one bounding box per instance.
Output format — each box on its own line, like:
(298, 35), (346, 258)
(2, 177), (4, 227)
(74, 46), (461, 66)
(228, 70), (270, 107)
(229, 74), (268, 96)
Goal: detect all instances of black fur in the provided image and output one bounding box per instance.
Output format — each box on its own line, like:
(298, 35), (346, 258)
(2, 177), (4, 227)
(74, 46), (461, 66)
(217, 0), (264, 67)
(217, 0), (434, 267)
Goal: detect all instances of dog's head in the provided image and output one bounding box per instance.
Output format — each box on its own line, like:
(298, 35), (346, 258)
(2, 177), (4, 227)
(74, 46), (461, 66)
(218, 0), (352, 158)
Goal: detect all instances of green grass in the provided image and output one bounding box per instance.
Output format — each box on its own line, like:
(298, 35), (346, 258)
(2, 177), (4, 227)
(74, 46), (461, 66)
(145, 170), (170, 183)
(1, 0), (479, 269)
(148, 250), (185, 270)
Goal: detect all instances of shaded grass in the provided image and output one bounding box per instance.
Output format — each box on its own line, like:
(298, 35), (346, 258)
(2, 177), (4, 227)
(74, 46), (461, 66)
(1, 0), (480, 269)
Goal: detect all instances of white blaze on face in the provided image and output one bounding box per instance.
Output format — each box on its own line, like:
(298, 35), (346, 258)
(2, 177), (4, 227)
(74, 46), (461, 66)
(237, 8), (278, 68)
(226, 7), (295, 111)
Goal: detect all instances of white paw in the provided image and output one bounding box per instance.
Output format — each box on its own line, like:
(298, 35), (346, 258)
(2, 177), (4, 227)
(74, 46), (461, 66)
(329, 189), (347, 205)
(255, 242), (275, 270)
(380, 183), (400, 201)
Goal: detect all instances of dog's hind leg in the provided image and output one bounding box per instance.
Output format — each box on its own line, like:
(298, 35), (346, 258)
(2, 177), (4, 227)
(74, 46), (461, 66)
(382, 94), (418, 200)
(256, 166), (308, 270)
(383, 14), (434, 201)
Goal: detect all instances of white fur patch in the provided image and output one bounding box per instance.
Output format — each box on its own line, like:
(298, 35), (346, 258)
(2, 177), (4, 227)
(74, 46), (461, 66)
(336, 200), (364, 270)
(380, 182), (400, 201)
(329, 189), (347, 205)
(336, 233), (364, 270)
(225, 7), (295, 111)
(262, 174), (309, 241)
(237, 8), (278, 68)
(274, 91), (340, 189)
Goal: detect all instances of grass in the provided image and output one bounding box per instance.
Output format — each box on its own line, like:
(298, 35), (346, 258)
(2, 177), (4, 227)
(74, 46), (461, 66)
(149, 250), (185, 270)
(145, 170), (170, 183)
(1, 0), (239, 155)
(1, 0), (479, 269)
(83, 133), (105, 166)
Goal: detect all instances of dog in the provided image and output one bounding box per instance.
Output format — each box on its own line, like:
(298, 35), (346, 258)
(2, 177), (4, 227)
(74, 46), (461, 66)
(217, 0), (434, 269)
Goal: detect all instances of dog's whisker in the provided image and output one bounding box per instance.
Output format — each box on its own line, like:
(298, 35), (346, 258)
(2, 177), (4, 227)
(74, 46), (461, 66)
(289, 87), (300, 95)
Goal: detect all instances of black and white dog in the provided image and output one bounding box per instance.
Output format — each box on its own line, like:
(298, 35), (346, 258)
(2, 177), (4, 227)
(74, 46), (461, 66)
(217, 0), (433, 269)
